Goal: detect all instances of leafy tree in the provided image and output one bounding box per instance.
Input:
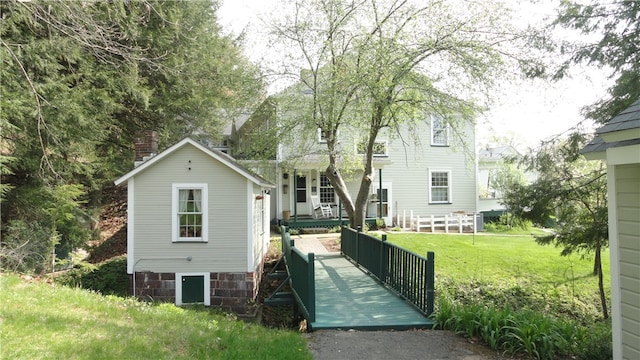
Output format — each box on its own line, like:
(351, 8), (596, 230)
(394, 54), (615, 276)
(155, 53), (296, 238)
(503, 135), (609, 319)
(266, 0), (546, 228)
(553, 0), (640, 123)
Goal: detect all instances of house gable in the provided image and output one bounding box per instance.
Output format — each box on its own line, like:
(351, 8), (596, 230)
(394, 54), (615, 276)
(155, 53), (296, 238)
(115, 137), (274, 188)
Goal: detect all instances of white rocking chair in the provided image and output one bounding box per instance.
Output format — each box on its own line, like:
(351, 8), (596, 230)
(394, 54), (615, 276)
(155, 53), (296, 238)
(310, 195), (333, 219)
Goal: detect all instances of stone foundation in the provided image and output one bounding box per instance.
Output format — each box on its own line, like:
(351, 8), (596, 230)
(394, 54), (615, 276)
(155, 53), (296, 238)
(131, 261), (264, 315)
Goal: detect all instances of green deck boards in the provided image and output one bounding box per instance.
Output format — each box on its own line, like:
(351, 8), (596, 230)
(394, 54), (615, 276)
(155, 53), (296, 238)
(310, 254), (434, 330)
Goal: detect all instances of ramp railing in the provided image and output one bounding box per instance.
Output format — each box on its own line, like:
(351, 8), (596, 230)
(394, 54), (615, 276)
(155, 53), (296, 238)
(341, 226), (434, 316)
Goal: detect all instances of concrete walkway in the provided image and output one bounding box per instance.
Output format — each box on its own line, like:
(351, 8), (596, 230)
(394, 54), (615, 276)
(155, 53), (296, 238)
(290, 234), (338, 255)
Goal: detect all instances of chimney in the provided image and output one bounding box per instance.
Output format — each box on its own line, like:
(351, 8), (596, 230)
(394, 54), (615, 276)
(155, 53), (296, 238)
(134, 130), (158, 166)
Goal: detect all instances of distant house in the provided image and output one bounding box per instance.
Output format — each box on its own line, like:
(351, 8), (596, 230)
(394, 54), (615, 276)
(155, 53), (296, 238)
(477, 145), (535, 220)
(114, 132), (274, 314)
(582, 98), (640, 359)
(231, 93), (478, 229)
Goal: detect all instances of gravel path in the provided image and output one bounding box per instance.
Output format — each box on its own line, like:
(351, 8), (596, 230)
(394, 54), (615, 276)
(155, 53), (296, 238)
(305, 329), (506, 360)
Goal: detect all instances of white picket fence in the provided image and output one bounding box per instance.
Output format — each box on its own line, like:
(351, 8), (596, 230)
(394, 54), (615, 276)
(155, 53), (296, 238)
(396, 210), (478, 234)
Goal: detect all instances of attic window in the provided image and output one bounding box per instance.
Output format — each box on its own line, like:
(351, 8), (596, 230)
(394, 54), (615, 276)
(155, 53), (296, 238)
(172, 184), (208, 242)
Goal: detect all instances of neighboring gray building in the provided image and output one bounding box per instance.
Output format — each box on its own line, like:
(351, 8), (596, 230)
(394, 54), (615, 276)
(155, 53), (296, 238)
(582, 98), (640, 360)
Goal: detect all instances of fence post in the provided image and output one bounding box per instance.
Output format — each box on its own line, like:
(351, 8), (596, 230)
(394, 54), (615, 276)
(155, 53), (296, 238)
(307, 252), (315, 322)
(380, 234), (387, 281)
(426, 251), (435, 316)
(356, 225), (361, 265)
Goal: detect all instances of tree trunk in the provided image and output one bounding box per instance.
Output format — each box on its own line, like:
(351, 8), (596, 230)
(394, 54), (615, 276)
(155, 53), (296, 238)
(595, 245), (609, 319)
(352, 167), (373, 229)
(593, 247), (601, 276)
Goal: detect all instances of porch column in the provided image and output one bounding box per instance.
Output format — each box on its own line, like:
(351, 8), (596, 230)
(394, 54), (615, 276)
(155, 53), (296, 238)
(293, 169), (297, 221)
(379, 168), (383, 221)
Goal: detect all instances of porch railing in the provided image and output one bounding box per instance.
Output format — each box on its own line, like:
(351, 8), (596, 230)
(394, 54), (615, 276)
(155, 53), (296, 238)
(341, 226), (434, 316)
(281, 227), (316, 322)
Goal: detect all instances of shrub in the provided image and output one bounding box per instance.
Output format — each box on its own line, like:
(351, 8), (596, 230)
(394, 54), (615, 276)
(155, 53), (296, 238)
(55, 256), (129, 297)
(574, 321), (612, 360)
(1, 220), (55, 274)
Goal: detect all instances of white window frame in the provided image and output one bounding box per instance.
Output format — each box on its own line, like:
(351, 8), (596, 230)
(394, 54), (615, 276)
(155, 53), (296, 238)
(428, 170), (452, 204)
(431, 116), (449, 146)
(319, 173), (335, 204)
(172, 183), (208, 242)
(317, 128), (340, 143)
(356, 139), (389, 157)
(175, 272), (210, 306)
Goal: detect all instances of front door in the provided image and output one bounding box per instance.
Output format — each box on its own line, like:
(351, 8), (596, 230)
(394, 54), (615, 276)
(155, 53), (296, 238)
(373, 182), (392, 226)
(295, 173), (309, 215)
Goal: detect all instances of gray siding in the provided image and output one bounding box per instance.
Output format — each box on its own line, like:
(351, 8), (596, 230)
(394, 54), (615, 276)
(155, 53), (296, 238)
(133, 144), (249, 273)
(382, 121), (476, 217)
(274, 114), (476, 220)
(616, 163), (640, 359)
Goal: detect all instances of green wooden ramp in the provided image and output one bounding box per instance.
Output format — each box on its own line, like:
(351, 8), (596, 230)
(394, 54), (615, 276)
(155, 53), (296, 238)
(310, 254), (434, 331)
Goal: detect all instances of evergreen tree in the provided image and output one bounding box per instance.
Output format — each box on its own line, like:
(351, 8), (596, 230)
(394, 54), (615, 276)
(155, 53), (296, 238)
(0, 0), (262, 271)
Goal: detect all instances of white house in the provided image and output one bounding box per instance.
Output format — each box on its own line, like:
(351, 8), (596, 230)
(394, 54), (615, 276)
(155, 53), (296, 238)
(231, 95), (478, 229)
(582, 98), (640, 359)
(476, 145), (536, 221)
(114, 132), (274, 314)
(477, 145), (520, 215)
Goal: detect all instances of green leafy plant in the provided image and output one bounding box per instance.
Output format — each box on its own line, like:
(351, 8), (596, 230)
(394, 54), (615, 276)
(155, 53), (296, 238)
(55, 256), (129, 297)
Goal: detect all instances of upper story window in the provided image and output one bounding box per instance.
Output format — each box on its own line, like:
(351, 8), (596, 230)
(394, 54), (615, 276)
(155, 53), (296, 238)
(317, 128), (340, 144)
(317, 128), (327, 143)
(356, 139), (388, 157)
(172, 184), (208, 242)
(429, 170), (451, 204)
(431, 117), (449, 146)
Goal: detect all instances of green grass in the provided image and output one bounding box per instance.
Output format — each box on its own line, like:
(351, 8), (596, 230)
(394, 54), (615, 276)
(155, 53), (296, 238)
(1, 274), (312, 360)
(386, 232), (609, 321)
(384, 231), (613, 359)
(387, 232), (608, 287)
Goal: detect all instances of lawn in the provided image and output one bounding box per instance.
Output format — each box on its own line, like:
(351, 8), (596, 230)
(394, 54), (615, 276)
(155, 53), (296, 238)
(1, 274), (312, 360)
(385, 231), (610, 320)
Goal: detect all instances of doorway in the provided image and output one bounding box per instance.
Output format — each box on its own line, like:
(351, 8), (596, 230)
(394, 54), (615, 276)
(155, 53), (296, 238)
(295, 173), (309, 215)
(176, 273), (210, 306)
(373, 182), (392, 226)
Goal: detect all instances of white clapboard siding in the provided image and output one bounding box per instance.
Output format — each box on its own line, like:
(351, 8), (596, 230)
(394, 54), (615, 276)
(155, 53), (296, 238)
(133, 144), (250, 274)
(382, 121), (476, 216)
(615, 163), (640, 359)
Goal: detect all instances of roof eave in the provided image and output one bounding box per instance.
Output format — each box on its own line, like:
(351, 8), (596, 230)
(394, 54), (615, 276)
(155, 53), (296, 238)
(600, 128), (640, 143)
(582, 150), (607, 161)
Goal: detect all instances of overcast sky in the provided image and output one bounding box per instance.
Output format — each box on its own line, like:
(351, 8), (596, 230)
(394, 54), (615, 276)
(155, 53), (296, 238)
(217, 0), (611, 152)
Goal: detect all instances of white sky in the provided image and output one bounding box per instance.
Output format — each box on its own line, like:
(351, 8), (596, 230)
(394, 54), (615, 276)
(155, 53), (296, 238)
(217, 0), (611, 152)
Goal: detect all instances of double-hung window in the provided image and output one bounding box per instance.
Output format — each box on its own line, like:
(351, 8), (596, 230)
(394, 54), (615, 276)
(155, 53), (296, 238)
(429, 170), (451, 204)
(319, 173), (335, 204)
(431, 117), (449, 146)
(172, 184), (208, 242)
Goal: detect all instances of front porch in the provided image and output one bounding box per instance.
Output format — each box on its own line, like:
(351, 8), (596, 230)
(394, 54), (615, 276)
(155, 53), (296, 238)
(280, 214), (379, 230)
